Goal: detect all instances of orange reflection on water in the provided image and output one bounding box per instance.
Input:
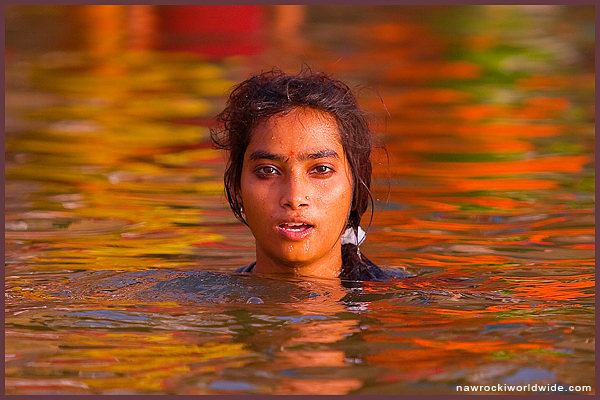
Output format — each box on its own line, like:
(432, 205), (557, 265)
(4, 4), (594, 395)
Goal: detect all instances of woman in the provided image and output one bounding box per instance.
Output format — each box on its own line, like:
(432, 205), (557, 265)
(211, 68), (394, 281)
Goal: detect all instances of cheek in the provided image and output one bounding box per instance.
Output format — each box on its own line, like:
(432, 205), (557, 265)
(240, 173), (272, 217)
(316, 178), (353, 216)
(239, 172), (257, 208)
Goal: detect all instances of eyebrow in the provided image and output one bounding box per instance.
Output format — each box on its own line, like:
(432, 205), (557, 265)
(249, 149), (340, 162)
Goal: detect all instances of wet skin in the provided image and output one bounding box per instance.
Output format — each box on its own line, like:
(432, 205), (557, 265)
(240, 107), (353, 279)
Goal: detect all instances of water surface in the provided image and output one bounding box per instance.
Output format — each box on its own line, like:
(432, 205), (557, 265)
(5, 5), (595, 395)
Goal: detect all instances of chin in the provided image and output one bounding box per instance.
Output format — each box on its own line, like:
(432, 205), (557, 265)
(276, 254), (313, 266)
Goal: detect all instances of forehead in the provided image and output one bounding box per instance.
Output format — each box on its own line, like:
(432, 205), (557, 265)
(248, 108), (343, 152)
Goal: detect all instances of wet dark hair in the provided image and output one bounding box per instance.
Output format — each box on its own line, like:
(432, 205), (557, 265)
(211, 68), (389, 281)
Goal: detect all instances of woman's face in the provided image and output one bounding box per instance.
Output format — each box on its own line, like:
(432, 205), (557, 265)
(240, 107), (353, 278)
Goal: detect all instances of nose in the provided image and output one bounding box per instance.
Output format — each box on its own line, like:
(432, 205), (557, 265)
(280, 172), (310, 210)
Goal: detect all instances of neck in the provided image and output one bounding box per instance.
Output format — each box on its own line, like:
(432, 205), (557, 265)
(251, 246), (343, 279)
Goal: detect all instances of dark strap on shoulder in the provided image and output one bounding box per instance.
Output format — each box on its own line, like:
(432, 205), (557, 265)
(234, 262), (256, 273)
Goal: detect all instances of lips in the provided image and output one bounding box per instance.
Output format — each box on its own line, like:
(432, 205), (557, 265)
(280, 222), (312, 231)
(277, 220), (314, 240)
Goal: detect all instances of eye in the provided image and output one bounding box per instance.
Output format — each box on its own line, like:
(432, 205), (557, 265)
(255, 165), (280, 178)
(312, 165), (335, 176)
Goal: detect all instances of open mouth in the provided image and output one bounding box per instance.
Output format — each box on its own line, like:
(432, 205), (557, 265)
(277, 222), (315, 240)
(279, 222), (314, 231)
